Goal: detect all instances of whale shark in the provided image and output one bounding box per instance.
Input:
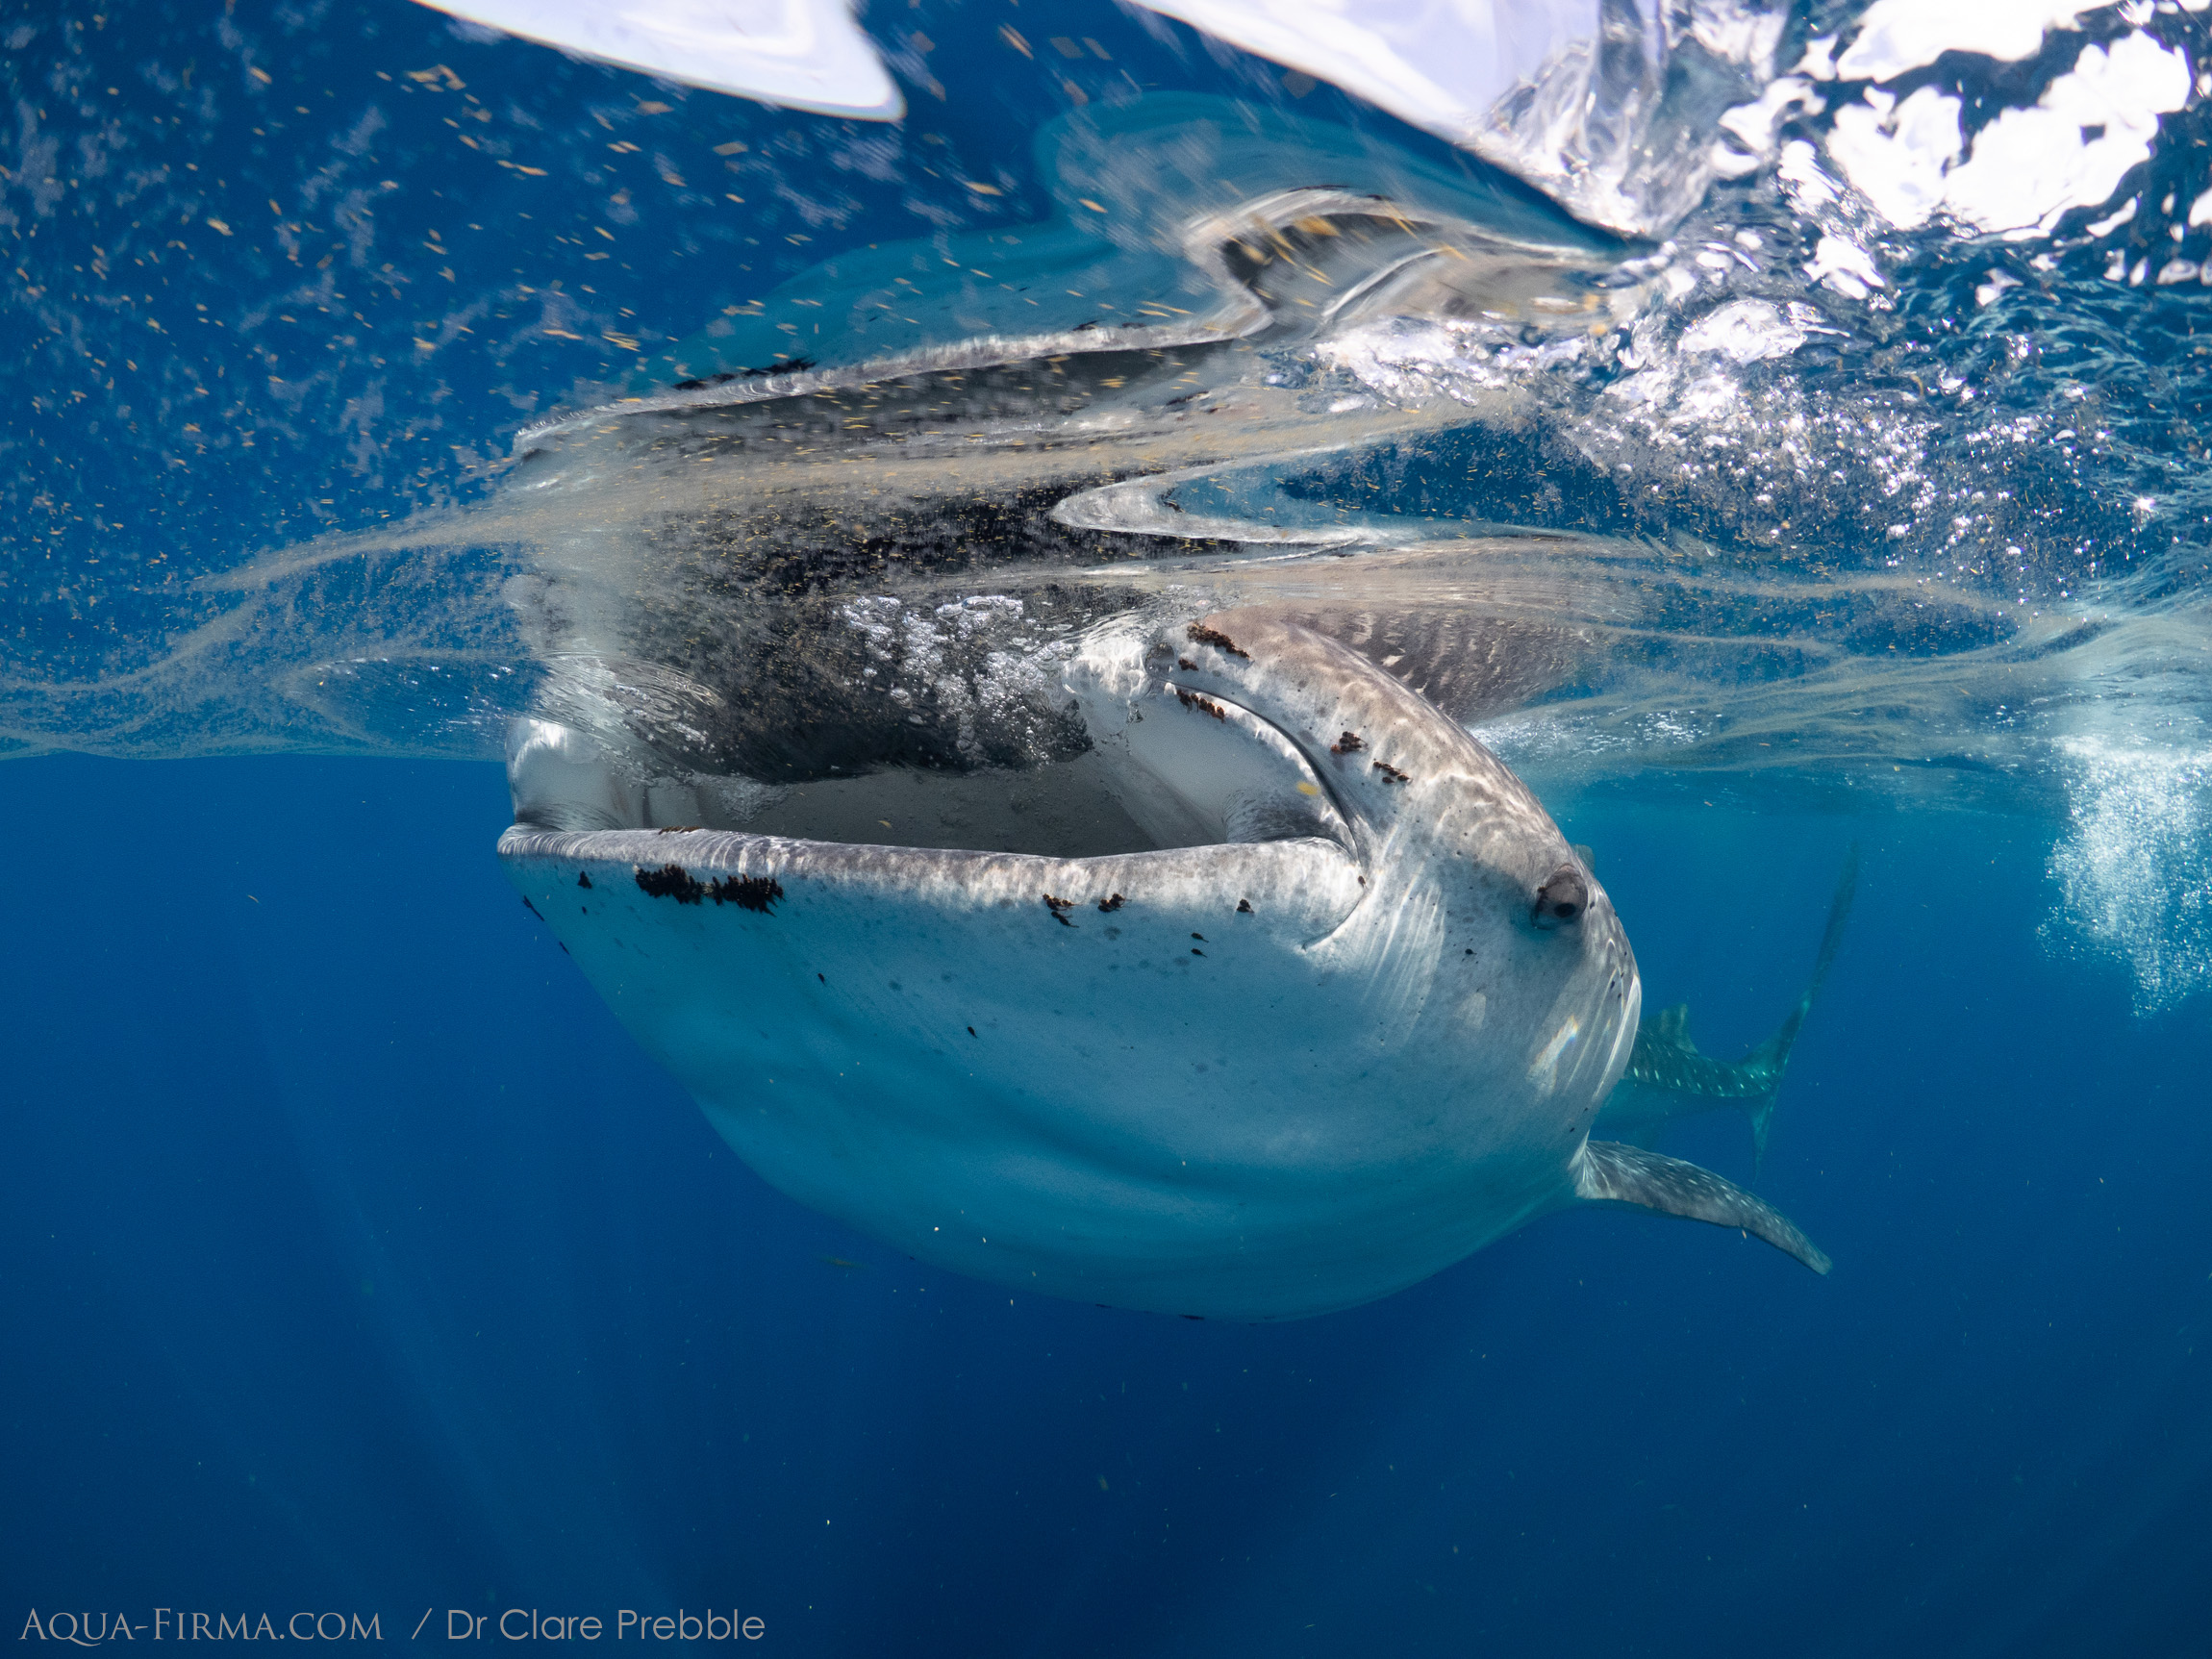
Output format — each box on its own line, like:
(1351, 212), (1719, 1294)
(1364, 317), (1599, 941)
(503, 609), (1830, 1320)
(445, 129), (1844, 1319)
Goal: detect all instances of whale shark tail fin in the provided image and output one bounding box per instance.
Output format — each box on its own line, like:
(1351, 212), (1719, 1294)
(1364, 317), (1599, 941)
(1574, 1140), (1830, 1274)
(1765, 843), (1862, 1068)
(1743, 844), (1861, 1173)
(1747, 1092), (1781, 1173)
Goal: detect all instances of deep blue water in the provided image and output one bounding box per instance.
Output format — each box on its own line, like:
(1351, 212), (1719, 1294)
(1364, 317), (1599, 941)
(12, 0), (2212, 1651)
(7, 753), (2210, 1654)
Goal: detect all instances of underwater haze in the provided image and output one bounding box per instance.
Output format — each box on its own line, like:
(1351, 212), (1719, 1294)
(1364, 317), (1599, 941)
(7, 0), (2212, 1653)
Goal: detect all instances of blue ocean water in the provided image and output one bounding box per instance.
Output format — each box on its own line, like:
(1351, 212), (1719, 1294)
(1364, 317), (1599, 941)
(9, 1), (2212, 1652)
(9, 755), (2210, 1652)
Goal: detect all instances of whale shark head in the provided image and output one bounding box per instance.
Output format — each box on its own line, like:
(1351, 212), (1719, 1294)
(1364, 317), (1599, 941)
(1067, 608), (1639, 1127)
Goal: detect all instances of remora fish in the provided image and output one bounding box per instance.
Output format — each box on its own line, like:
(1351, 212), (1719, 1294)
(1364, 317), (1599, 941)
(1596, 848), (1860, 1168)
(501, 612), (1830, 1321)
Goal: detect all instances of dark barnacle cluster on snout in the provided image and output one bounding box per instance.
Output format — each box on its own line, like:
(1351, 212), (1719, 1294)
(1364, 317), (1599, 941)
(635, 864), (784, 914)
(1043, 893), (1078, 927)
(1330, 731), (1365, 756)
(1186, 623), (1249, 660)
(637, 864), (706, 903)
(711, 874), (786, 914)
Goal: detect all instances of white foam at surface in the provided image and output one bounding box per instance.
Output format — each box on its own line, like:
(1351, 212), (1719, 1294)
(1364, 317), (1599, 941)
(1803, 231), (1885, 297)
(1679, 299), (1805, 364)
(1824, 29), (2193, 236)
(1975, 269), (2022, 307)
(409, 0), (903, 119)
(1715, 75), (1817, 177)
(2087, 197), (2140, 239)
(2048, 736), (2212, 1014)
(1939, 32), (2192, 235)
(1776, 138), (1842, 211)
(1825, 85), (1962, 231)
(1318, 317), (1582, 408)
(1834, 0), (2099, 84)
(1794, 34), (1840, 82)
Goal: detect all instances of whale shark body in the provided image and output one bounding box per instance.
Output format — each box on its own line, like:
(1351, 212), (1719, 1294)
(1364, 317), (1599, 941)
(503, 611), (1830, 1320)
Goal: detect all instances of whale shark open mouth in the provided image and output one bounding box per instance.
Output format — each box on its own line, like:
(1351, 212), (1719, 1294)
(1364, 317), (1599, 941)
(505, 605), (1366, 863)
(501, 608), (1825, 1320)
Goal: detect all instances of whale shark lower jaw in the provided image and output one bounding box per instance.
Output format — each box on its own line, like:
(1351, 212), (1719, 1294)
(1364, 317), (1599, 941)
(501, 611), (1828, 1318)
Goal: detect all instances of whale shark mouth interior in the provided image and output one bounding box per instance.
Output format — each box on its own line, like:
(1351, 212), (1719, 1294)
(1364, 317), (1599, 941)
(507, 647), (1356, 869)
(702, 754), (1176, 861)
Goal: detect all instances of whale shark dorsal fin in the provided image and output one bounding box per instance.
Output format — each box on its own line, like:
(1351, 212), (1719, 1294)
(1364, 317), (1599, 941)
(1655, 1002), (1690, 1042)
(1574, 1141), (1830, 1274)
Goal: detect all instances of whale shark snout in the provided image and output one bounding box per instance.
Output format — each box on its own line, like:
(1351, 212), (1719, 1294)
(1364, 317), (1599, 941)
(1070, 611), (1642, 1124)
(499, 607), (1825, 1318)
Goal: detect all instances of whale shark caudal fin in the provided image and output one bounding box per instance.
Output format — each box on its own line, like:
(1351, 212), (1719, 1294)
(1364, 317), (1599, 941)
(1572, 1141), (1831, 1275)
(1601, 844), (1860, 1171)
(1747, 843), (1861, 1169)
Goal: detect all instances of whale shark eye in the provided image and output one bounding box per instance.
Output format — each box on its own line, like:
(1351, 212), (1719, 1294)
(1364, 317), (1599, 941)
(1533, 865), (1588, 929)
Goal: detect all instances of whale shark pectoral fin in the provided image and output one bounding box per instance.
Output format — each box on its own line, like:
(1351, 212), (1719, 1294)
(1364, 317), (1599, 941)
(1573, 1140), (1831, 1275)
